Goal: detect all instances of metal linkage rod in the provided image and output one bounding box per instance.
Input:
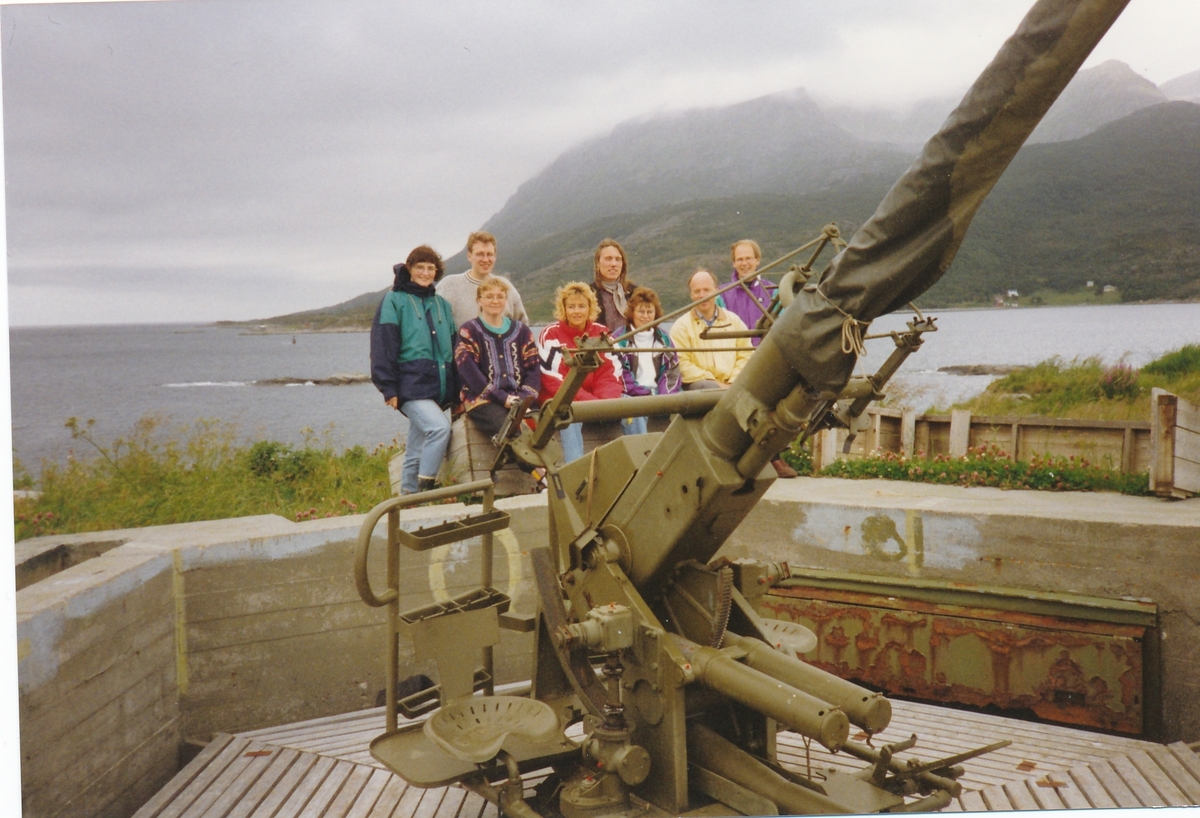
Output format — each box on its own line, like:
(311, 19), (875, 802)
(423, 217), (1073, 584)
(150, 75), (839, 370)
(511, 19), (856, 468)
(608, 227), (842, 346)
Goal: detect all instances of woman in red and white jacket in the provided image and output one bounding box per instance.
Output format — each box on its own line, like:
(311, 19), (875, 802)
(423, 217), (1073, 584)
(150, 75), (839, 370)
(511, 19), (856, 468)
(537, 282), (622, 462)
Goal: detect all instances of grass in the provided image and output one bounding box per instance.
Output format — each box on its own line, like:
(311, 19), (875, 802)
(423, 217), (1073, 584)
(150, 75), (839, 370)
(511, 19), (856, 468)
(955, 344), (1200, 421)
(777, 345), (1200, 495)
(13, 416), (398, 541)
(819, 444), (1149, 496)
(20, 343), (1194, 540)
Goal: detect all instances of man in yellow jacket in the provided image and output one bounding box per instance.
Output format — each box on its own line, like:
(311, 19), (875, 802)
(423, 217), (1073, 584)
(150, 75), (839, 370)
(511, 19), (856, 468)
(668, 269), (754, 390)
(669, 269), (797, 477)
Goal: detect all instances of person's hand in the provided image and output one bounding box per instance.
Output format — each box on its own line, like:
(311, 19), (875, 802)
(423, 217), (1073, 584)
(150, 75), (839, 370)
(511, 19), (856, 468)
(504, 395), (518, 408)
(386, 397), (399, 410)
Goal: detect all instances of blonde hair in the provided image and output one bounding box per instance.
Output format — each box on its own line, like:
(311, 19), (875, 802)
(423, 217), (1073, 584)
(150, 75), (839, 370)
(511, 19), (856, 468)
(475, 276), (509, 299)
(730, 239), (761, 262)
(553, 282), (600, 323)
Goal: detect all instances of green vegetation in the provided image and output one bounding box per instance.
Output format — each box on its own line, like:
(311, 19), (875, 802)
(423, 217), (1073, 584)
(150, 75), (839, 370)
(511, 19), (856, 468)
(778, 343), (1200, 495)
(956, 344), (1200, 420)
(780, 436), (815, 475)
(21, 345), (1198, 539)
(241, 103), (1200, 330)
(14, 417), (398, 541)
(1003, 287), (1124, 308)
(820, 445), (1150, 496)
(922, 103), (1200, 307)
(1143, 344), (1200, 377)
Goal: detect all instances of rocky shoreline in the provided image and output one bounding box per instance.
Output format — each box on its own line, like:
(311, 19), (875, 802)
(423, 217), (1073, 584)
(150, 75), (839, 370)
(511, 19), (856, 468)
(230, 325), (369, 335)
(938, 364), (1025, 376)
(254, 374), (371, 386)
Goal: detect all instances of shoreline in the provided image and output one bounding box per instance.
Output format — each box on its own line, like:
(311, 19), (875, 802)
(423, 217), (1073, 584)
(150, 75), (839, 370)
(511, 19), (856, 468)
(210, 298), (1200, 334)
(6, 299), (1198, 334)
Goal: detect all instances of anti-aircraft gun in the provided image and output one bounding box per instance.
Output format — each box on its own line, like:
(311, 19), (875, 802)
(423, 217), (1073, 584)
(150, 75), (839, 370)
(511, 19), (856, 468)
(354, 1), (1131, 814)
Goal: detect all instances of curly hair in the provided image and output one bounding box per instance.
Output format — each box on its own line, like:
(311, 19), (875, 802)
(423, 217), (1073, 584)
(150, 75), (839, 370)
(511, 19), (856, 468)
(553, 282), (600, 323)
(393, 245), (445, 286)
(624, 286), (664, 326)
(406, 245), (444, 275)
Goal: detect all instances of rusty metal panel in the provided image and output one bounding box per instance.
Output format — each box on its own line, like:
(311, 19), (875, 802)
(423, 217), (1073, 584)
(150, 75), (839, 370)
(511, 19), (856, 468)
(763, 582), (1152, 736)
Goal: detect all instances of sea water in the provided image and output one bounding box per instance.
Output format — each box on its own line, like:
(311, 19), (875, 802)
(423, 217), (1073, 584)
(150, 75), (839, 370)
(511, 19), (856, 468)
(9, 324), (402, 472)
(10, 303), (1200, 471)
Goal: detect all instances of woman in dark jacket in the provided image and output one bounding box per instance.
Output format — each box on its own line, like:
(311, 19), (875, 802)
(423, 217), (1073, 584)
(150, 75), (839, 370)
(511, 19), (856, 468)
(370, 245), (457, 494)
(590, 238), (637, 335)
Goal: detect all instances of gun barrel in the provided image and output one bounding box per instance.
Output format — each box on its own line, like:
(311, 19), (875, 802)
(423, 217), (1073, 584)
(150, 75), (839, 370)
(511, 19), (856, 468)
(566, 391), (722, 425)
(675, 637), (849, 751)
(723, 632), (891, 733)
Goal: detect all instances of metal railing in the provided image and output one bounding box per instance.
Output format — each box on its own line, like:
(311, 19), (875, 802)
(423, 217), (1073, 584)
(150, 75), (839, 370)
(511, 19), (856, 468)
(354, 478), (501, 731)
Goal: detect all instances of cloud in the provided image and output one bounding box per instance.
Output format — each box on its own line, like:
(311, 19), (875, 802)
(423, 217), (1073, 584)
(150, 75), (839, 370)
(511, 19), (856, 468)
(4, 0), (1197, 325)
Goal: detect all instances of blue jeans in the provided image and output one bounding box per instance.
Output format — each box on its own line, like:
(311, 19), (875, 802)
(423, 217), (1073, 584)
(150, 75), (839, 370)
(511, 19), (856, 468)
(622, 416), (648, 436)
(559, 422), (584, 463)
(399, 399), (451, 494)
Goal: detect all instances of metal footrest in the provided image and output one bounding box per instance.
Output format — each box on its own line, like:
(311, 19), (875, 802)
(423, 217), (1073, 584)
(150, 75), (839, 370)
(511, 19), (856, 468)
(397, 587), (511, 637)
(397, 509), (510, 551)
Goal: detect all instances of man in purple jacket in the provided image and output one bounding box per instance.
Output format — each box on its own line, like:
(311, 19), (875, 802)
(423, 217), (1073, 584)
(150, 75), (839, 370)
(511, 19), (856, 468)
(721, 239), (797, 478)
(722, 239), (775, 348)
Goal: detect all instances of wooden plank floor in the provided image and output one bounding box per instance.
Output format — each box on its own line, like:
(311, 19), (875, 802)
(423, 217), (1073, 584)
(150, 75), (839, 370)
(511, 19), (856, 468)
(136, 700), (1200, 816)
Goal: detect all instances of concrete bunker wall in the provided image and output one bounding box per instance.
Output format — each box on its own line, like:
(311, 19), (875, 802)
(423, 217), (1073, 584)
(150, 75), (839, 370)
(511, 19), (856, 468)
(16, 481), (1200, 816)
(721, 478), (1200, 744)
(15, 496), (546, 818)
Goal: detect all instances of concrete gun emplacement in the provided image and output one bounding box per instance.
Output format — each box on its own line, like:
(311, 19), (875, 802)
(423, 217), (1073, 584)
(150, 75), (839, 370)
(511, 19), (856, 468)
(355, 1), (1132, 814)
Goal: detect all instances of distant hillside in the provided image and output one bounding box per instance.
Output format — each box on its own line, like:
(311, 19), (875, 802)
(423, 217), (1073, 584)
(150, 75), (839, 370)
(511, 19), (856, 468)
(221, 288), (383, 329)
(498, 101), (1200, 316)
(500, 180), (895, 319)
(245, 95), (1200, 329)
(1162, 69), (1200, 104)
(1028, 60), (1167, 143)
(824, 93), (962, 149)
(479, 89), (913, 246)
(925, 101), (1200, 305)
(824, 61), (1169, 148)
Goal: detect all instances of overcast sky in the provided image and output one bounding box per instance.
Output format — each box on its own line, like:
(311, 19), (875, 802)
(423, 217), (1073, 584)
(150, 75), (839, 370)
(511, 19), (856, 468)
(3, 0), (1199, 327)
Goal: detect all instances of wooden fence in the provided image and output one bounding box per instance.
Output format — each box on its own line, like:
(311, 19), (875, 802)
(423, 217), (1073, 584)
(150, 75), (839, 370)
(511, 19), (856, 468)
(1150, 389), (1200, 499)
(813, 407), (1153, 475)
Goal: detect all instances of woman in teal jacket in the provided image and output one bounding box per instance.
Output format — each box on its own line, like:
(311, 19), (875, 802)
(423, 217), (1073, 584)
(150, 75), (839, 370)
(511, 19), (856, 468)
(370, 245), (457, 494)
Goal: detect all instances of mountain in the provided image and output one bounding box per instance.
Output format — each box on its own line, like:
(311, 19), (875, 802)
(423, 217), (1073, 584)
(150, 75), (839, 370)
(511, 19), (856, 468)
(500, 101), (1200, 314)
(824, 93), (961, 149)
(1161, 69), (1200, 104)
(224, 288), (383, 329)
(823, 61), (1169, 148)
(247, 93), (1200, 328)
(477, 89), (913, 247)
(498, 180), (896, 319)
(1027, 60), (1167, 143)
(925, 101), (1200, 304)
